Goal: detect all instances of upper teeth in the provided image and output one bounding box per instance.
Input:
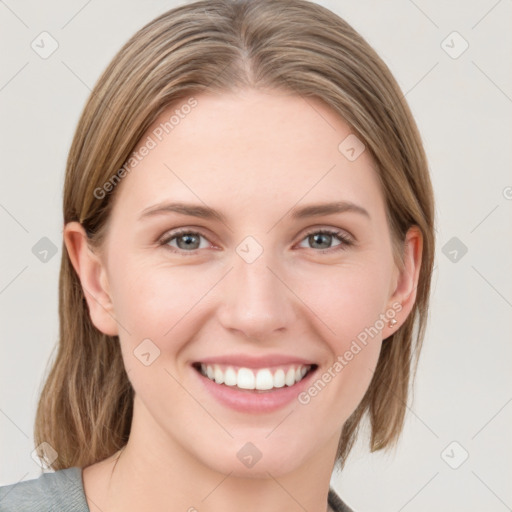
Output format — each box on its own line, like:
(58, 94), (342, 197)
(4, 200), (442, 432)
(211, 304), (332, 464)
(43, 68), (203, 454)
(200, 364), (311, 390)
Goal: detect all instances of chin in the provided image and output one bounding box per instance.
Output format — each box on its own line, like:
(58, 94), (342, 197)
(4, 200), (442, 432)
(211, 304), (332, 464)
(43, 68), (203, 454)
(192, 436), (315, 478)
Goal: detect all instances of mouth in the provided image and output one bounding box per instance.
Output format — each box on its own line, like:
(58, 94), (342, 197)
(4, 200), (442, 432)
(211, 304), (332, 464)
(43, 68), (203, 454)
(192, 362), (318, 393)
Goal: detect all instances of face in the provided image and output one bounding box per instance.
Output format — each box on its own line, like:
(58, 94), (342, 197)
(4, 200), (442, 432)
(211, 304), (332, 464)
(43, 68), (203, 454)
(67, 88), (419, 478)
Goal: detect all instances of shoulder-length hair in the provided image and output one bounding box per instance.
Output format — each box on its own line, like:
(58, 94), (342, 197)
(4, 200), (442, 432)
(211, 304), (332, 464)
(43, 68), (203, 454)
(34, 0), (435, 471)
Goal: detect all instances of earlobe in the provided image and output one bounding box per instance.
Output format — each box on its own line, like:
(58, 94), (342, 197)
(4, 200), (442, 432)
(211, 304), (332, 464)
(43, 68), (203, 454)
(383, 226), (423, 339)
(63, 222), (119, 336)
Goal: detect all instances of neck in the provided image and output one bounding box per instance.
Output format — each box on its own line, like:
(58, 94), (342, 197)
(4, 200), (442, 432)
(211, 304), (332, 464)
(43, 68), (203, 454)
(84, 396), (340, 512)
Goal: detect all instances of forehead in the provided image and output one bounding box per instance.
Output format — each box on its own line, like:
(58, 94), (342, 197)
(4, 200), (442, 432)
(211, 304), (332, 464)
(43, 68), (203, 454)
(110, 89), (385, 222)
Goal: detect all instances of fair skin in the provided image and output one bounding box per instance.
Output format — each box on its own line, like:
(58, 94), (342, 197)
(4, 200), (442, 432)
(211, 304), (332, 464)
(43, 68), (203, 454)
(64, 89), (422, 512)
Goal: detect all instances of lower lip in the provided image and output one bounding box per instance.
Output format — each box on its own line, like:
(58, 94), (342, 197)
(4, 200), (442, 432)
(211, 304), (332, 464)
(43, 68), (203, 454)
(193, 366), (317, 413)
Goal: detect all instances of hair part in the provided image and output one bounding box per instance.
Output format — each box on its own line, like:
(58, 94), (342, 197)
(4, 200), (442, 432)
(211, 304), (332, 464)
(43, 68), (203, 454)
(34, 0), (435, 471)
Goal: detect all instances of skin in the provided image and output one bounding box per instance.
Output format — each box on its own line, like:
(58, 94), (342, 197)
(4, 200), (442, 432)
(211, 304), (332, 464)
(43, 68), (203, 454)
(64, 88), (422, 512)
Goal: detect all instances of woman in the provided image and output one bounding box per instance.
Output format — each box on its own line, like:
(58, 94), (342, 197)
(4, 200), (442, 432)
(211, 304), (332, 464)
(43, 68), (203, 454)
(0, 0), (435, 510)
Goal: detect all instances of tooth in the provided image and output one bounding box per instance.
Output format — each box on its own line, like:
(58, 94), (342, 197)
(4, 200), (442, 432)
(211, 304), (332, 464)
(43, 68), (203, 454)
(273, 369), (285, 388)
(237, 368), (255, 389)
(202, 363), (313, 389)
(285, 367), (296, 386)
(213, 365), (224, 384)
(255, 369), (274, 390)
(224, 366), (237, 386)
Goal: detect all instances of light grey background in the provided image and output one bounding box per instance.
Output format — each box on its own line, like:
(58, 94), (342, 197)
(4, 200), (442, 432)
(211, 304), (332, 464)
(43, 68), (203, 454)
(1, 1), (511, 510)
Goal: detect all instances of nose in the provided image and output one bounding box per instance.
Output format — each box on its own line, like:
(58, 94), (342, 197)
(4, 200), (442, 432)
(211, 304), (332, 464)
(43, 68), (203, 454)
(216, 249), (297, 342)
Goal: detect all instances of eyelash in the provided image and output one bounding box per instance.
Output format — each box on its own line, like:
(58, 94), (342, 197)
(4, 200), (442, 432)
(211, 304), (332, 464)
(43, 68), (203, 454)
(158, 227), (354, 256)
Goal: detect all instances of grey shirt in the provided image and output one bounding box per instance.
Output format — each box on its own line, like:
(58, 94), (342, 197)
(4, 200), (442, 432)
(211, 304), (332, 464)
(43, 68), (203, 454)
(0, 466), (354, 511)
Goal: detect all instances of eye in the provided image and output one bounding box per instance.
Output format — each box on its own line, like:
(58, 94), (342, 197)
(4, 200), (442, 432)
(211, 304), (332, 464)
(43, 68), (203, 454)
(159, 229), (211, 255)
(297, 228), (353, 253)
(158, 227), (353, 255)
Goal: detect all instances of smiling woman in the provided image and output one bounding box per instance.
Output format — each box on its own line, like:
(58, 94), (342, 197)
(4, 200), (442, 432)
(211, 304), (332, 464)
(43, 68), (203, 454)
(0, 1), (435, 511)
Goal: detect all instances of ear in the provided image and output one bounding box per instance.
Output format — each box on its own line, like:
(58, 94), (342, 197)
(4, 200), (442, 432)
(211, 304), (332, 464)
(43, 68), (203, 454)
(63, 221), (119, 336)
(382, 225), (423, 340)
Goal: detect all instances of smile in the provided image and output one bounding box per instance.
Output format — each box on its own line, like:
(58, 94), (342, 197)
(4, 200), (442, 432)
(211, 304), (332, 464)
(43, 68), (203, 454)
(194, 363), (316, 392)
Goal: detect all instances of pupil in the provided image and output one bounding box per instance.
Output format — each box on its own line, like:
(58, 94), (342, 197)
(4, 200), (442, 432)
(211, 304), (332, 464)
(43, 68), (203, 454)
(179, 234), (198, 249)
(312, 233), (330, 249)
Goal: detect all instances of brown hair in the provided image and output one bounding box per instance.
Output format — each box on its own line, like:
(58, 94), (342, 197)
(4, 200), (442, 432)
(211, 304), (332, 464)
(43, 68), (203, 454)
(34, 0), (435, 471)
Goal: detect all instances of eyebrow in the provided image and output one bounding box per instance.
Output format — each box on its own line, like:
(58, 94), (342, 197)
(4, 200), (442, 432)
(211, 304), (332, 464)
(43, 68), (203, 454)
(138, 200), (370, 223)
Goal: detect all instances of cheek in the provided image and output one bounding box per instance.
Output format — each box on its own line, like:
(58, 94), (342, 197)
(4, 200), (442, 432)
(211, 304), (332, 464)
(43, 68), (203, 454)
(110, 262), (204, 403)
(293, 261), (388, 416)
(109, 256), (203, 336)
(107, 258), (228, 384)
(293, 258), (391, 345)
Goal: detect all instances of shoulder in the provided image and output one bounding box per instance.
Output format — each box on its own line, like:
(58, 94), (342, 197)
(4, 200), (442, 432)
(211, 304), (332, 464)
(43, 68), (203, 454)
(328, 486), (356, 512)
(0, 466), (89, 512)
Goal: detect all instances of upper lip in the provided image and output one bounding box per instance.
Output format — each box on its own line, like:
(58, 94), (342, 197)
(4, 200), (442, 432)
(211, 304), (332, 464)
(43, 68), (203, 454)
(194, 354), (317, 369)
